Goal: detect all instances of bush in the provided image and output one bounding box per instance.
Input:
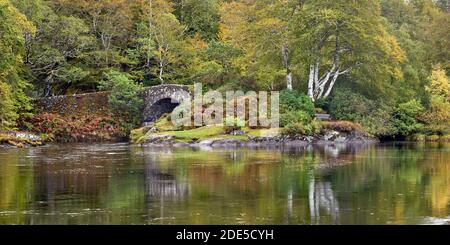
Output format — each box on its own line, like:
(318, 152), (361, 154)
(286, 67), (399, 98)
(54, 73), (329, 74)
(321, 121), (367, 135)
(328, 88), (398, 137)
(426, 135), (440, 142)
(406, 134), (426, 142)
(309, 119), (322, 135)
(0, 82), (17, 130)
(393, 99), (424, 137)
(99, 70), (143, 128)
(358, 103), (396, 136)
(314, 97), (331, 112)
(280, 90), (315, 118)
(420, 96), (450, 135)
(329, 88), (374, 121)
(281, 119), (321, 136)
(282, 122), (307, 136)
(280, 110), (311, 127)
(441, 135), (450, 142)
(29, 113), (125, 142)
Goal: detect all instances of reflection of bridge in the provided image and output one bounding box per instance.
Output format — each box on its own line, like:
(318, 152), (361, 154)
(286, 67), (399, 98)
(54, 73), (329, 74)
(144, 157), (188, 202)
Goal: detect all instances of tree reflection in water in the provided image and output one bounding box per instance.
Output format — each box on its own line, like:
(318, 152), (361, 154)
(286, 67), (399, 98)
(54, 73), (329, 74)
(0, 142), (449, 224)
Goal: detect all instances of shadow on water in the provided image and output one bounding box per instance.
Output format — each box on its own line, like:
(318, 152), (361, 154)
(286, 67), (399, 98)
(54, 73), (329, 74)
(0, 142), (449, 224)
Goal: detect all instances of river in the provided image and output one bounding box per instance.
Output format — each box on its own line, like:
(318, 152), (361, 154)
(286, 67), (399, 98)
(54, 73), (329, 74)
(0, 142), (449, 225)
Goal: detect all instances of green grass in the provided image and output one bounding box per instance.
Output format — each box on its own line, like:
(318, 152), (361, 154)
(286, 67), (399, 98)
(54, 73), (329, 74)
(154, 116), (175, 131)
(161, 126), (225, 141)
(130, 115), (283, 144)
(130, 126), (152, 143)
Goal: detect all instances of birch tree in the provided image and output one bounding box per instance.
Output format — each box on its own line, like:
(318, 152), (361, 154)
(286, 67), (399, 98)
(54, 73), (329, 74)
(220, 0), (304, 90)
(136, 0), (190, 84)
(293, 0), (405, 101)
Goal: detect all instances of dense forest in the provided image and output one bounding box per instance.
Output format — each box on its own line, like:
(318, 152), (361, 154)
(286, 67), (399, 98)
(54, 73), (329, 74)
(1, 0), (449, 141)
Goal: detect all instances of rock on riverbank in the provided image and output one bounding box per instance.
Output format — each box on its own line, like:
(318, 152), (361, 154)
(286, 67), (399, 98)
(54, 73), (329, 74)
(0, 132), (44, 148)
(132, 127), (378, 148)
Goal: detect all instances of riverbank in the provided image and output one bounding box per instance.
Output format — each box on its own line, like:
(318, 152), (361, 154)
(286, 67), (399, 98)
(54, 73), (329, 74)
(0, 132), (44, 148)
(130, 116), (379, 148)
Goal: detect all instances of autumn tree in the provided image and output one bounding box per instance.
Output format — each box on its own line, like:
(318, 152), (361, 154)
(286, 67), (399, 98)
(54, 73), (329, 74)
(291, 0), (405, 101)
(172, 0), (221, 41)
(132, 0), (200, 84)
(220, 0), (304, 90)
(0, 0), (35, 130)
(420, 67), (450, 134)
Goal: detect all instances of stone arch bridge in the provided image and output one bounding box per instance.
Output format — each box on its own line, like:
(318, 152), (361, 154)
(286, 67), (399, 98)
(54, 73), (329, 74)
(35, 84), (191, 125)
(141, 84), (190, 125)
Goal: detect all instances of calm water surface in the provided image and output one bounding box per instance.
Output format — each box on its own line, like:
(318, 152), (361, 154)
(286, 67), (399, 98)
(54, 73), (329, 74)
(0, 142), (449, 225)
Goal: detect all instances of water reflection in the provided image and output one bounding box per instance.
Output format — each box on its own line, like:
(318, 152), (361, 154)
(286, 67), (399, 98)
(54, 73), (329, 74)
(0, 142), (449, 224)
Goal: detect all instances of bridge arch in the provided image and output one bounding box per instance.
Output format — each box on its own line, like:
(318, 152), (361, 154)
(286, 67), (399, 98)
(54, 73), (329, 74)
(141, 84), (190, 125)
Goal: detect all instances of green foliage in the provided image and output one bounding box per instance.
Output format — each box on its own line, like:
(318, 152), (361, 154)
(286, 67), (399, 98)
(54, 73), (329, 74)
(393, 100), (424, 136)
(0, 0), (35, 130)
(99, 71), (143, 128)
(278, 90), (318, 134)
(0, 82), (17, 130)
(420, 67), (450, 134)
(280, 90), (315, 118)
(281, 123), (307, 136)
(282, 119), (321, 136)
(329, 88), (397, 136)
(1, 0), (448, 141)
(280, 111), (311, 128)
(329, 88), (374, 121)
(173, 0), (220, 41)
(321, 121), (366, 135)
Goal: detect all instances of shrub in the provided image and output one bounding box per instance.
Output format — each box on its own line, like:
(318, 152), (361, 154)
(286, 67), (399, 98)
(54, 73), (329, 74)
(281, 120), (321, 136)
(322, 121), (366, 134)
(358, 103), (396, 136)
(280, 110), (311, 127)
(419, 96), (450, 135)
(406, 134), (426, 142)
(328, 88), (398, 137)
(280, 90), (315, 118)
(309, 119), (322, 135)
(29, 113), (125, 142)
(329, 88), (374, 121)
(426, 135), (440, 142)
(0, 82), (17, 130)
(393, 99), (424, 137)
(314, 97), (331, 112)
(441, 135), (450, 142)
(98, 70), (143, 128)
(282, 122), (307, 136)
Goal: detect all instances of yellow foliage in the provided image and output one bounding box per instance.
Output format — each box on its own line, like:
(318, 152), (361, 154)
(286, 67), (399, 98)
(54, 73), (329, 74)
(427, 66), (450, 102)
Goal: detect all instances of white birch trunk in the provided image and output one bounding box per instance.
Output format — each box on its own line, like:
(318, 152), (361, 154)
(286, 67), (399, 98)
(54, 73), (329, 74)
(323, 69), (340, 98)
(286, 72), (293, 91)
(159, 61), (164, 84)
(308, 64), (315, 101)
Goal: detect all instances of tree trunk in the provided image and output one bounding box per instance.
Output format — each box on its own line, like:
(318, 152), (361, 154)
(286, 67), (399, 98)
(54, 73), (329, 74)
(286, 72), (293, 91)
(159, 62), (164, 84)
(282, 44), (293, 90)
(323, 69), (340, 98)
(44, 73), (54, 97)
(308, 64), (315, 101)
